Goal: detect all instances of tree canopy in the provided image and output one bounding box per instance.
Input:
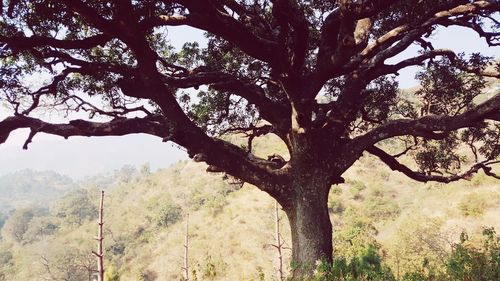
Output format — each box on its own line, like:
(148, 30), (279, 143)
(0, 0), (499, 277)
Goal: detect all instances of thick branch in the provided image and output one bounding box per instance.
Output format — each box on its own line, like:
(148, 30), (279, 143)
(0, 34), (110, 51)
(272, 0), (309, 73)
(175, 1), (281, 67)
(0, 115), (171, 147)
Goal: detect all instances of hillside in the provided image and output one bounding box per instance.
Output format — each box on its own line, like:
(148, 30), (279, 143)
(0, 170), (75, 214)
(0, 134), (498, 280)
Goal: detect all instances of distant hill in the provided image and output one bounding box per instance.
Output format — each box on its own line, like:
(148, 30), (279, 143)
(0, 169), (75, 214)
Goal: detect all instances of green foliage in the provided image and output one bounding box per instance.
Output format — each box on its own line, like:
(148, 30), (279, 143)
(313, 245), (396, 281)
(147, 195), (182, 228)
(333, 207), (379, 259)
(104, 264), (121, 281)
(349, 188), (363, 201)
(346, 179), (367, 201)
(0, 143), (498, 280)
(155, 204), (182, 228)
(416, 57), (486, 117)
(386, 215), (450, 277)
(1, 208), (36, 242)
(445, 228), (500, 281)
(347, 180), (366, 192)
(52, 188), (98, 226)
(22, 216), (59, 243)
(193, 254), (228, 281)
(187, 180), (236, 216)
(328, 195), (345, 214)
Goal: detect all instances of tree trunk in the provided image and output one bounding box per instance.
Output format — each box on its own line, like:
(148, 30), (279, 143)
(283, 175), (333, 279)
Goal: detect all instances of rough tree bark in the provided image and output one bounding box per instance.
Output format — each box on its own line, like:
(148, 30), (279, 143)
(281, 171), (334, 276)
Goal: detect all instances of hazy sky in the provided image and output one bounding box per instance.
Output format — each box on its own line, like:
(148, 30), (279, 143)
(0, 25), (498, 178)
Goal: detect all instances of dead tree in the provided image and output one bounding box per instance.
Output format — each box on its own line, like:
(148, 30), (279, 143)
(92, 190), (105, 281)
(182, 213), (189, 281)
(272, 200), (285, 281)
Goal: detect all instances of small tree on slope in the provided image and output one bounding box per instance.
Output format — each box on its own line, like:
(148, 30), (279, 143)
(0, 0), (499, 277)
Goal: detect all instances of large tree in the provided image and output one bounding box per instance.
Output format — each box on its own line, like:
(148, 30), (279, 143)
(0, 0), (499, 277)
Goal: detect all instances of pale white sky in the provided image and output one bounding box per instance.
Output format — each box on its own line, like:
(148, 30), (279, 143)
(0, 25), (498, 178)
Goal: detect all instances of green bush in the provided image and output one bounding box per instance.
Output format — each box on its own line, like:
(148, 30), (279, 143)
(398, 227), (500, 281)
(347, 180), (366, 200)
(445, 228), (499, 281)
(155, 202), (182, 228)
(104, 264), (121, 281)
(313, 245), (396, 281)
(52, 189), (97, 226)
(146, 195), (183, 228)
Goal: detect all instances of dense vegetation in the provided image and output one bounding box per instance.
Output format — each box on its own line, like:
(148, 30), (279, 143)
(0, 134), (498, 280)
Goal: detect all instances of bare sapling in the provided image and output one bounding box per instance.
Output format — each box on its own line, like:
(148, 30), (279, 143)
(92, 190), (105, 281)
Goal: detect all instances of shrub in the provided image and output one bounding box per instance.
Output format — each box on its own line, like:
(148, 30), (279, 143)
(104, 264), (121, 281)
(155, 203), (182, 228)
(313, 245), (396, 281)
(446, 228), (500, 281)
(147, 195), (183, 228)
(52, 189), (97, 226)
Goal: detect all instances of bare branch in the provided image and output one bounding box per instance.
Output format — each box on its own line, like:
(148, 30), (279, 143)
(438, 17), (500, 47)
(348, 93), (500, 154)
(374, 49), (457, 76)
(367, 145), (499, 183)
(344, 1), (500, 73)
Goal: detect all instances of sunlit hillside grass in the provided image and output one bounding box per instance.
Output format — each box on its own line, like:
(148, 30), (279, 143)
(0, 126), (499, 280)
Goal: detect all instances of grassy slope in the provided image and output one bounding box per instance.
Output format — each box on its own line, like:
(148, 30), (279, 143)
(112, 153), (499, 281)
(1, 132), (499, 280)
